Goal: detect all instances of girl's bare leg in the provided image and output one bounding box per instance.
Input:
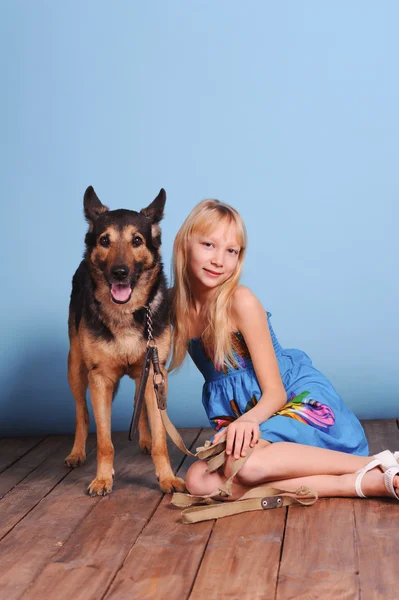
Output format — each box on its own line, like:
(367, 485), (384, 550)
(185, 441), (399, 499)
(225, 440), (372, 484)
(254, 468), (399, 499)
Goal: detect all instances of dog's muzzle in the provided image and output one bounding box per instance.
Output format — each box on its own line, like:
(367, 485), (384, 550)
(110, 266), (132, 304)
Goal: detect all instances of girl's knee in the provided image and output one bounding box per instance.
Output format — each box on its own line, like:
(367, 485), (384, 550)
(228, 442), (273, 486)
(234, 461), (260, 486)
(185, 460), (210, 495)
(223, 453), (255, 485)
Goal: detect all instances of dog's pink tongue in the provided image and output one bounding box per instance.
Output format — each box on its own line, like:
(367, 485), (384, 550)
(111, 284), (131, 302)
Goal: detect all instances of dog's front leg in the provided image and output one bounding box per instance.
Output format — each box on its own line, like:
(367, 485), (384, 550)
(138, 401), (152, 454)
(87, 370), (115, 496)
(145, 368), (186, 494)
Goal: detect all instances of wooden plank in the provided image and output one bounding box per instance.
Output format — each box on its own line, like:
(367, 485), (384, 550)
(0, 436), (72, 499)
(20, 429), (201, 600)
(361, 419), (399, 455)
(0, 437), (44, 474)
(277, 499), (359, 600)
(104, 429), (214, 600)
(354, 419), (399, 600)
(0, 435), (96, 542)
(354, 499), (399, 600)
(190, 508), (286, 600)
(0, 434), (101, 599)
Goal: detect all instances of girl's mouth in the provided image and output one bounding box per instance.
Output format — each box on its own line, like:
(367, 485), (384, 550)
(203, 268), (223, 277)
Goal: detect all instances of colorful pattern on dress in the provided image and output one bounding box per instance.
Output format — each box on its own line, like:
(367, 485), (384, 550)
(199, 332), (251, 374)
(274, 391), (335, 433)
(210, 391), (335, 433)
(211, 396), (258, 431)
(231, 334), (251, 368)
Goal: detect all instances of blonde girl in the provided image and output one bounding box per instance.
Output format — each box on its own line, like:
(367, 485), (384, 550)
(169, 199), (399, 502)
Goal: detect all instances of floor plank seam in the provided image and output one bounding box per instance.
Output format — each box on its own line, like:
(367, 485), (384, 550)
(0, 468), (72, 543)
(0, 437), (46, 476)
(0, 443), (98, 544)
(100, 491), (165, 600)
(0, 438), (69, 501)
(273, 506), (288, 600)
(23, 493), (103, 598)
(352, 499), (362, 600)
(100, 429), (204, 600)
(187, 520), (216, 600)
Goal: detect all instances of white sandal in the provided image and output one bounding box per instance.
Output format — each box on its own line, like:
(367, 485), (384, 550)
(355, 450), (399, 500)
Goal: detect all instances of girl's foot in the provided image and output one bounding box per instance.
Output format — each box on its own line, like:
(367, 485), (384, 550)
(353, 468), (399, 498)
(355, 450), (399, 500)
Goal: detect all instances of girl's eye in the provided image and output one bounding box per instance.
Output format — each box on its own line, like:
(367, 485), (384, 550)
(202, 242), (213, 248)
(99, 236), (110, 248)
(228, 249), (239, 255)
(132, 236), (143, 247)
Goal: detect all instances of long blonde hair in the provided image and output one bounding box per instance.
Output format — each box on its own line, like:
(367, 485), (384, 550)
(169, 199), (247, 371)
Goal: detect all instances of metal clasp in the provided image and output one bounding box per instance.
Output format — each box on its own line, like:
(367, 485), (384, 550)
(261, 496), (283, 509)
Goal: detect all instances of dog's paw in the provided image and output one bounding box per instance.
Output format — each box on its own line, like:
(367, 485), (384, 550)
(64, 452), (86, 468)
(159, 476), (186, 494)
(86, 476), (113, 497)
(139, 438), (152, 454)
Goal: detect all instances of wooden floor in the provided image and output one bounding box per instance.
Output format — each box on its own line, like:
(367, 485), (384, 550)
(0, 420), (398, 600)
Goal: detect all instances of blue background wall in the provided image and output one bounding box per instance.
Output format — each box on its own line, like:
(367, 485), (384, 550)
(1, 1), (398, 436)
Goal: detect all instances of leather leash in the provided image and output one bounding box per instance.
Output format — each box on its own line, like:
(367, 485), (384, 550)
(129, 305), (196, 456)
(129, 305), (176, 441)
(128, 344), (153, 441)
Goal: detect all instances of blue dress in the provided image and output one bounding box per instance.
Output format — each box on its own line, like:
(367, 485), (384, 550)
(188, 312), (368, 456)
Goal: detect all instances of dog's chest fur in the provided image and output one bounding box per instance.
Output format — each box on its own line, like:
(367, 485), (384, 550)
(81, 306), (147, 362)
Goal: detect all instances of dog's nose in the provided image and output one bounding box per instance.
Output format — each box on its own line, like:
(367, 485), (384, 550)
(111, 265), (129, 281)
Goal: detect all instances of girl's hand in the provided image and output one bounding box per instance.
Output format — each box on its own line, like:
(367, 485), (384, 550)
(213, 416), (261, 459)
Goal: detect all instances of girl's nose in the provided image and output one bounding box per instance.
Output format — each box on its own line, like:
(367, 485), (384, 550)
(211, 253), (223, 267)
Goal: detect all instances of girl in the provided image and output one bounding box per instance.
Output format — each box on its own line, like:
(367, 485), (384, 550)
(169, 199), (399, 502)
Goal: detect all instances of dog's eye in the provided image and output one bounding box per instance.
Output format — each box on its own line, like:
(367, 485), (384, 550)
(132, 236), (143, 248)
(99, 236), (110, 248)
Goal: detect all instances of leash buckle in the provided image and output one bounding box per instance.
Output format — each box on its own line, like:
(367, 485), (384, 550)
(154, 373), (166, 410)
(261, 496), (283, 510)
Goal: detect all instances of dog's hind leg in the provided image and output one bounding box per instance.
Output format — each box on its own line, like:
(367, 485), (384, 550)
(65, 339), (89, 468)
(144, 368), (186, 494)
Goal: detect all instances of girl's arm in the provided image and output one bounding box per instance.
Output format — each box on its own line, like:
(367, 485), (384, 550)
(213, 286), (287, 457)
(232, 285), (286, 423)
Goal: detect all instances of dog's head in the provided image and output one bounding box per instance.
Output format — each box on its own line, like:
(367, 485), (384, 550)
(83, 186), (166, 304)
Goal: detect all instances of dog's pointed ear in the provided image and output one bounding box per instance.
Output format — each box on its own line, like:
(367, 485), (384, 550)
(140, 188), (166, 223)
(84, 186), (109, 227)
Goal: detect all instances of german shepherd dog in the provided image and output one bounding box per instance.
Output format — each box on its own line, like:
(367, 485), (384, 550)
(65, 186), (185, 496)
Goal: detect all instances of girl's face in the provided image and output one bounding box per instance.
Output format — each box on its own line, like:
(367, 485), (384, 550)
(186, 221), (241, 291)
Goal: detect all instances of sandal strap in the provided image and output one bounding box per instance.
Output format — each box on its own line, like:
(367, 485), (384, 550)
(373, 450), (398, 470)
(355, 458), (381, 498)
(355, 455), (399, 500)
(355, 473), (367, 498)
(383, 466), (399, 501)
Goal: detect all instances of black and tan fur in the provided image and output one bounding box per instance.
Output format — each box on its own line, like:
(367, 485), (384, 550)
(65, 186), (185, 496)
